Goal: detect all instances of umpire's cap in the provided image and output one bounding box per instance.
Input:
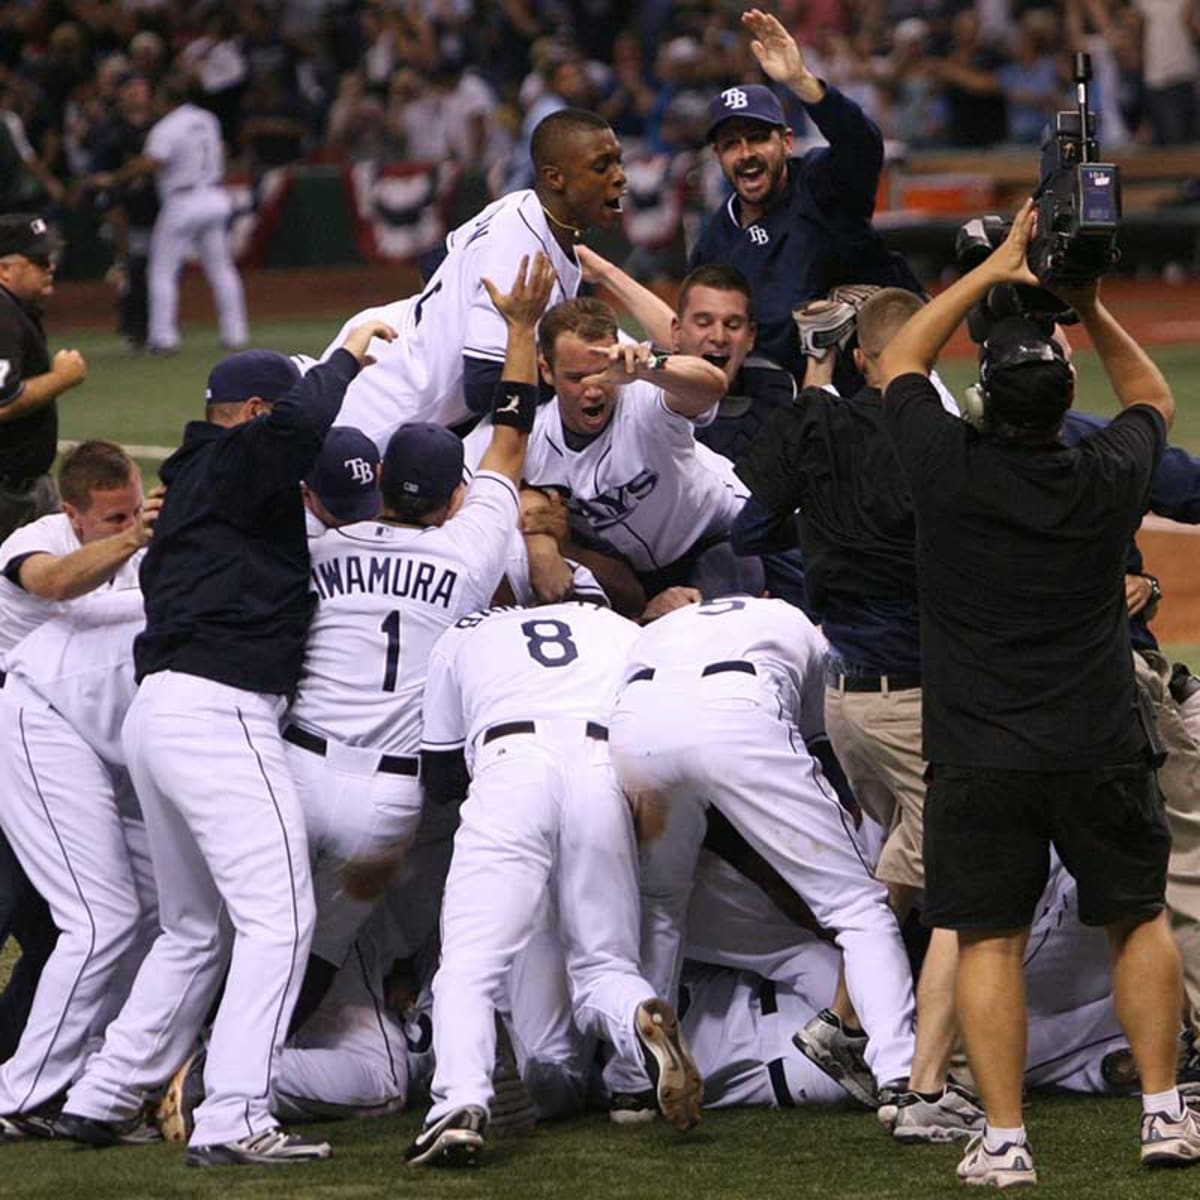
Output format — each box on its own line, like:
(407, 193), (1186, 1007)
(382, 422), (464, 505)
(0, 214), (62, 266)
(205, 349), (301, 407)
(706, 84), (787, 142)
(305, 427), (382, 525)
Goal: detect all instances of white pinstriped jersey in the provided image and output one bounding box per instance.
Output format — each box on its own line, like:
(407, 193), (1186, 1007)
(621, 596), (828, 739)
(421, 601), (639, 771)
(288, 471), (518, 755)
(462, 384), (748, 575)
(5, 587), (144, 765)
(0, 513), (143, 665)
(326, 190), (582, 449)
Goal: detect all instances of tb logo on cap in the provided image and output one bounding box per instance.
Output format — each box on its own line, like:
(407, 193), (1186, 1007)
(721, 87), (749, 111)
(344, 457), (375, 484)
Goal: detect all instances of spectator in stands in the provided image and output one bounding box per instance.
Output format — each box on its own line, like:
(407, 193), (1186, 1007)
(128, 30), (169, 89)
(177, 9), (248, 150)
(926, 8), (1008, 148)
(598, 31), (658, 141)
(0, 79), (64, 213)
(327, 70), (387, 163)
(1135, 0), (1200, 144)
(998, 10), (1065, 143)
(239, 74), (310, 176)
(880, 18), (946, 147)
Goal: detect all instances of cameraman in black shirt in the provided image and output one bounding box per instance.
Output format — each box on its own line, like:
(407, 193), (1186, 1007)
(878, 201), (1193, 1184)
(0, 214), (87, 541)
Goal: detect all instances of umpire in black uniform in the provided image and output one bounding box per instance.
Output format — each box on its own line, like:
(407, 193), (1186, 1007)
(0, 214), (87, 541)
(878, 202), (1196, 1184)
(56, 317), (396, 1166)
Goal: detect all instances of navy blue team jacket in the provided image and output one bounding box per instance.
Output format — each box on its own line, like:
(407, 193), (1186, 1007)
(689, 84), (921, 383)
(135, 349), (361, 695)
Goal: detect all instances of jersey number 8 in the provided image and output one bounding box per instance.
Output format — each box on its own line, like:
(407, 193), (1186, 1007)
(521, 619), (578, 668)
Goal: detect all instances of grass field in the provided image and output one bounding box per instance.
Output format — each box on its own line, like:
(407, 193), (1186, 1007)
(6, 1093), (1200, 1199)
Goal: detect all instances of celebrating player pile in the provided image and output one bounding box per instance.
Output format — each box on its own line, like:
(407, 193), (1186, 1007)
(4, 11), (1200, 1196)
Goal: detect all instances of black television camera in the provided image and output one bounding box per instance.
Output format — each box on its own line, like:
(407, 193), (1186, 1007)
(1028, 51), (1121, 287)
(955, 53), (1120, 343)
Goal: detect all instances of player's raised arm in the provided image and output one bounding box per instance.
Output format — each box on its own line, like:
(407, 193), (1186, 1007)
(581, 342), (727, 420)
(477, 253), (557, 484)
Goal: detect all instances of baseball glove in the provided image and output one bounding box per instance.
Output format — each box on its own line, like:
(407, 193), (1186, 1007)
(792, 283), (884, 359)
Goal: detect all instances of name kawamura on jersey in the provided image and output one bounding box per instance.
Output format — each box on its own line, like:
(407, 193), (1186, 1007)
(310, 550), (459, 609)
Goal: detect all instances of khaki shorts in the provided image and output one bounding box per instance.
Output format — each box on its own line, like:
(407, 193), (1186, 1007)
(824, 681), (926, 889)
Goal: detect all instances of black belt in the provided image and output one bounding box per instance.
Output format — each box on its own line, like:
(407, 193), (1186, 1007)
(281, 723), (418, 777)
(629, 660), (757, 684)
(828, 671), (921, 693)
(481, 719), (608, 746)
(0, 669), (6, 689)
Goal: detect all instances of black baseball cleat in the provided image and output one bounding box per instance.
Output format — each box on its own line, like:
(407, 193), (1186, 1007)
(404, 1106), (487, 1168)
(54, 1111), (161, 1147)
(635, 998), (703, 1131)
(185, 1128), (331, 1166)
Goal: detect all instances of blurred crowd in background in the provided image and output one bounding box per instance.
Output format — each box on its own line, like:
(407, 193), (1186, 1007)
(1, 0), (1199, 221)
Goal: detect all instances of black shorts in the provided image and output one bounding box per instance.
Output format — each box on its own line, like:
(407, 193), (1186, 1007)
(923, 761), (1170, 931)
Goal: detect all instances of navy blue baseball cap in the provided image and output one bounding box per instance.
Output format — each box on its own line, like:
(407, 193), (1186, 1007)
(205, 349), (301, 406)
(382, 422), (464, 504)
(305, 427), (382, 524)
(706, 84), (787, 142)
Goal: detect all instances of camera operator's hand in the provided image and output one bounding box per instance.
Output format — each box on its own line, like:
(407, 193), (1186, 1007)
(986, 199), (1040, 288)
(1049, 280), (1100, 315)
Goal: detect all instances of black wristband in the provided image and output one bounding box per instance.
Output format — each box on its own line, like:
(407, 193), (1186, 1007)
(491, 380), (539, 432)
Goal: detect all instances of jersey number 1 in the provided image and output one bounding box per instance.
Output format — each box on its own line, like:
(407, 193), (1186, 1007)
(381, 611), (402, 691)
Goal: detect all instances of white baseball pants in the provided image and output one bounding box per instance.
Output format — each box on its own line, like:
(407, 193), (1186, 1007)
(284, 738), (423, 968)
(0, 684), (157, 1115)
(610, 666), (915, 1088)
(148, 187), (247, 350)
(66, 671), (314, 1147)
(425, 724), (654, 1123)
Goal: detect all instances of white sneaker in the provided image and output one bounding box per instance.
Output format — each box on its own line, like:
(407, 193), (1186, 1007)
(956, 1133), (1037, 1188)
(892, 1083), (986, 1143)
(1142, 1105), (1200, 1167)
(791, 1009), (876, 1108)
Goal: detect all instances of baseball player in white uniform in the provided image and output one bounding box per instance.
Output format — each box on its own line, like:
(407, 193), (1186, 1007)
(0, 441), (156, 662)
(326, 109), (627, 448)
(608, 597), (916, 1101)
(0, 589), (159, 1134)
(409, 599), (703, 1167)
(141, 82), (246, 353)
(283, 255), (556, 1029)
(96, 78), (247, 354)
(462, 297), (758, 601)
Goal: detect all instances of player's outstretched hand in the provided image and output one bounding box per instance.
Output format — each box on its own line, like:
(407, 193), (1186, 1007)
(135, 485), (166, 547)
(743, 9), (820, 98)
(482, 252), (558, 330)
(341, 319), (398, 367)
(582, 340), (653, 388)
(986, 199), (1040, 288)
